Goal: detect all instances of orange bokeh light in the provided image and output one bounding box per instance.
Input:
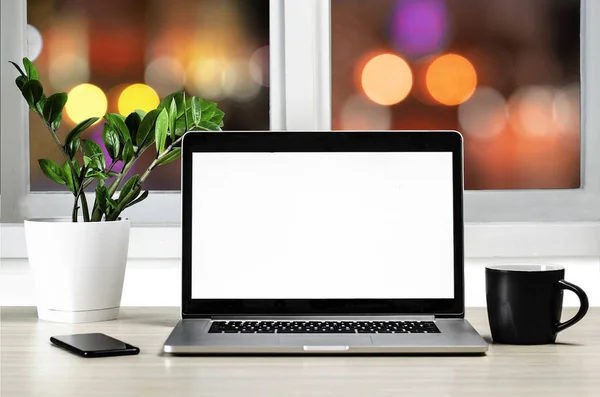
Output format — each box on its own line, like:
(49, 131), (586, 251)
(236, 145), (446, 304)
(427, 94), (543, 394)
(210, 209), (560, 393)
(426, 54), (477, 106)
(360, 54), (413, 106)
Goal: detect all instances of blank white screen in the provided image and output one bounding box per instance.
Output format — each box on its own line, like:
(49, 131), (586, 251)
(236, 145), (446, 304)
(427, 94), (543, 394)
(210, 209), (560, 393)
(191, 152), (455, 299)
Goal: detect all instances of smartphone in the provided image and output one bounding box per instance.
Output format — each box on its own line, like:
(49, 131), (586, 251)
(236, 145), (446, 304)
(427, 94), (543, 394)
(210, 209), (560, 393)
(50, 333), (140, 357)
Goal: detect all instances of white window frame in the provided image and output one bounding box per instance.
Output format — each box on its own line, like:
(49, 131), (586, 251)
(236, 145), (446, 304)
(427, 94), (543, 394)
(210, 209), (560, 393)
(2, 0), (600, 259)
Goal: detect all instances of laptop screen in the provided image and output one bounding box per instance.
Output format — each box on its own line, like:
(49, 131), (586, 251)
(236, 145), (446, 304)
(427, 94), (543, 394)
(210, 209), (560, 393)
(191, 152), (454, 300)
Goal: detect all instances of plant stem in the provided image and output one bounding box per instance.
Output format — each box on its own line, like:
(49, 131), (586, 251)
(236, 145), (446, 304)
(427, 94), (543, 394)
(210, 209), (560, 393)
(80, 191), (90, 222)
(140, 136), (183, 184)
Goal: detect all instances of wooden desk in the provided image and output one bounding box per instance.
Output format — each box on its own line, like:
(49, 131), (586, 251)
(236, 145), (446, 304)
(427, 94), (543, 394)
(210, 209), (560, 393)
(2, 307), (599, 397)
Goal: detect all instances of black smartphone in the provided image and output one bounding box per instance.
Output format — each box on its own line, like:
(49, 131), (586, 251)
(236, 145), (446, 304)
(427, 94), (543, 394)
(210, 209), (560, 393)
(50, 333), (140, 358)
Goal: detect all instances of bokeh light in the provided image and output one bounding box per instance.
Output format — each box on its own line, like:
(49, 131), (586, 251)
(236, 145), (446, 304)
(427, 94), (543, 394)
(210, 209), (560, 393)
(553, 83), (580, 135)
(509, 86), (558, 137)
(360, 53), (413, 106)
(118, 84), (160, 116)
(458, 87), (509, 139)
(49, 54), (90, 91)
(250, 46), (270, 87)
(27, 24), (43, 61)
(222, 59), (262, 102)
(340, 94), (392, 130)
(65, 84), (107, 125)
(426, 54), (477, 106)
(145, 57), (186, 97)
(187, 59), (226, 100)
(391, 0), (449, 58)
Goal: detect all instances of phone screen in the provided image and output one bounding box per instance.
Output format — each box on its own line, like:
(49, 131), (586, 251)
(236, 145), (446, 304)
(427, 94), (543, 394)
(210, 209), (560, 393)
(50, 333), (139, 357)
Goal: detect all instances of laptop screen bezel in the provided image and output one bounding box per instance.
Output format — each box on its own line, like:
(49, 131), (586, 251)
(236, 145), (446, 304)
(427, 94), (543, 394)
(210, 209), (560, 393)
(181, 131), (465, 318)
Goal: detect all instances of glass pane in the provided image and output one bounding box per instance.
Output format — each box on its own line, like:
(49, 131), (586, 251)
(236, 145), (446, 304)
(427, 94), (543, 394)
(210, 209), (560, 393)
(332, 0), (580, 190)
(27, 0), (270, 191)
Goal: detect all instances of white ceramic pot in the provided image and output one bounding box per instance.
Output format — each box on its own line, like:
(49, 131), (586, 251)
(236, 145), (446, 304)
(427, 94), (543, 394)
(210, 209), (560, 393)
(24, 218), (130, 323)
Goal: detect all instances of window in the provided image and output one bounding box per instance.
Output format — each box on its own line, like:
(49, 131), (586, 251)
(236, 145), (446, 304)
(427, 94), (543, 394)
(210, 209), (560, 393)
(331, 0), (580, 190)
(2, 0), (600, 257)
(27, 0), (270, 191)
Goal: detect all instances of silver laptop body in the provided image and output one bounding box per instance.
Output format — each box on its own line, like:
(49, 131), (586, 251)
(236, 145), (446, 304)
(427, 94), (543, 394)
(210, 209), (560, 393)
(163, 131), (488, 354)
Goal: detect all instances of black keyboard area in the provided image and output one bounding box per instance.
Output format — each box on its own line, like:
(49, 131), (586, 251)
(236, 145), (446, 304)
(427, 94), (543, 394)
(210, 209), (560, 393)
(208, 320), (440, 334)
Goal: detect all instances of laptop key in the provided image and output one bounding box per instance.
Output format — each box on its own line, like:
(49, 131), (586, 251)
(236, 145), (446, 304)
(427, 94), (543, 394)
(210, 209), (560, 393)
(208, 320), (440, 334)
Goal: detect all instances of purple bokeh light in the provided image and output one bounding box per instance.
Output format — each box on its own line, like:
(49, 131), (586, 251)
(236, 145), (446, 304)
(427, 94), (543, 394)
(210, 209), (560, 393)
(391, 0), (449, 58)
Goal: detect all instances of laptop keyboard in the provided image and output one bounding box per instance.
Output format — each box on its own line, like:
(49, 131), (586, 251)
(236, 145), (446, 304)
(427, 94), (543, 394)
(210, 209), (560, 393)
(208, 320), (440, 334)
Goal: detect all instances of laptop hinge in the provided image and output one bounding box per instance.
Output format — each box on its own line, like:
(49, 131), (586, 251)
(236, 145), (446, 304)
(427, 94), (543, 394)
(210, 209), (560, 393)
(206, 315), (437, 321)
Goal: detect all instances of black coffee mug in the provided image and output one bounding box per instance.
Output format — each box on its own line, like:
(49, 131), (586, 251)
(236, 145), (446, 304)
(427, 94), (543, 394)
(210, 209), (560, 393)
(486, 264), (588, 345)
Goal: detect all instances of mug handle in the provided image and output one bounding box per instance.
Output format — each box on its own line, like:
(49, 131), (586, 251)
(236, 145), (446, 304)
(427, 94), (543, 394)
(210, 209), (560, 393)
(555, 280), (589, 333)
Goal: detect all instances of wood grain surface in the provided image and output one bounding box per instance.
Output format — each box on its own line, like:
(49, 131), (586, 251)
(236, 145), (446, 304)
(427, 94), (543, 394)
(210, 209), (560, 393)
(1, 307), (599, 397)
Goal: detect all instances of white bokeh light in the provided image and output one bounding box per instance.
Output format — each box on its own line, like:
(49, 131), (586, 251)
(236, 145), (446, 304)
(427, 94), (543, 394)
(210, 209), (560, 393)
(222, 59), (261, 102)
(186, 59), (226, 100)
(49, 54), (90, 91)
(250, 46), (269, 87)
(27, 25), (44, 61)
(553, 83), (580, 135)
(508, 86), (558, 137)
(458, 87), (509, 139)
(145, 57), (186, 97)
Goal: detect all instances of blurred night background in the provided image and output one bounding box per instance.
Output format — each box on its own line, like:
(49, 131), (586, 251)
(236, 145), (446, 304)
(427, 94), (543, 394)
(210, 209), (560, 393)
(27, 0), (270, 191)
(28, 0), (580, 191)
(332, 0), (581, 190)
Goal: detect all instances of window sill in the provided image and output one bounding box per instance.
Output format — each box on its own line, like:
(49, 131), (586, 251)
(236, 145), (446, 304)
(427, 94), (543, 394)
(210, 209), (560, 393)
(2, 222), (600, 259)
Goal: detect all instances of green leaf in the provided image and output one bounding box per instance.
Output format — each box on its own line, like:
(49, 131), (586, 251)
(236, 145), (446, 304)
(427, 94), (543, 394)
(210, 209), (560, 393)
(104, 113), (131, 142)
(23, 58), (39, 80)
(63, 161), (76, 193)
(182, 91), (189, 131)
(82, 139), (106, 169)
(95, 179), (108, 215)
(198, 120), (220, 131)
(156, 148), (181, 166)
(125, 112), (142, 145)
(122, 139), (134, 164)
(210, 108), (225, 127)
(36, 95), (47, 115)
(107, 197), (118, 210)
(118, 174), (140, 203)
(51, 112), (63, 131)
(43, 92), (68, 126)
(136, 109), (159, 148)
(9, 61), (26, 77)
(191, 97), (202, 126)
(15, 75), (27, 90)
(134, 109), (147, 119)
(169, 98), (177, 141)
(102, 124), (121, 160)
(124, 190), (149, 209)
(38, 159), (66, 185)
(159, 91), (184, 115)
(85, 170), (109, 180)
(155, 108), (169, 154)
(21, 80), (44, 111)
(65, 117), (99, 148)
(66, 137), (81, 159)
(200, 99), (217, 121)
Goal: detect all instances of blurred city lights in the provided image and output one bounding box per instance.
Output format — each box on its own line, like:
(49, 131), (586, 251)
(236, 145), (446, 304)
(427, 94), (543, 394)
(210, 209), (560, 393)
(508, 86), (558, 137)
(360, 53), (413, 106)
(187, 59), (226, 100)
(27, 24), (43, 61)
(458, 87), (508, 139)
(553, 83), (580, 135)
(391, 0), (449, 58)
(118, 84), (160, 116)
(49, 54), (90, 91)
(65, 84), (107, 125)
(340, 94), (392, 130)
(145, 57), (186, 97)
(425, 54), (477, 106)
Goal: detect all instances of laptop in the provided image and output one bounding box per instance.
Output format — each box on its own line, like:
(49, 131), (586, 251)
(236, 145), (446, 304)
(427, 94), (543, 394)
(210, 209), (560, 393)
(163, 130), (488, 354)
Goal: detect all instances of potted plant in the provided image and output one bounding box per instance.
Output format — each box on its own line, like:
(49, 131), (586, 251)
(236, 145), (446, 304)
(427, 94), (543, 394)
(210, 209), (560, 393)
(10, 57), (225, 323)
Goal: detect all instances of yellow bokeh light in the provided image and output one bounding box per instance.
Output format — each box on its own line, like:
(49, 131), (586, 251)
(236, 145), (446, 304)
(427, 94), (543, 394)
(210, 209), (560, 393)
(360, 53), (413, 106)
(425, 54), (477, 106)
(65, 84), (107, 124)
(117, 84), (160, 116)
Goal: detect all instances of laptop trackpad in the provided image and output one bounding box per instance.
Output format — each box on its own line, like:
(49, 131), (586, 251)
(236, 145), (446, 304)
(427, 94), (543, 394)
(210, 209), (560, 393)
(279, 335), (373, 347)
